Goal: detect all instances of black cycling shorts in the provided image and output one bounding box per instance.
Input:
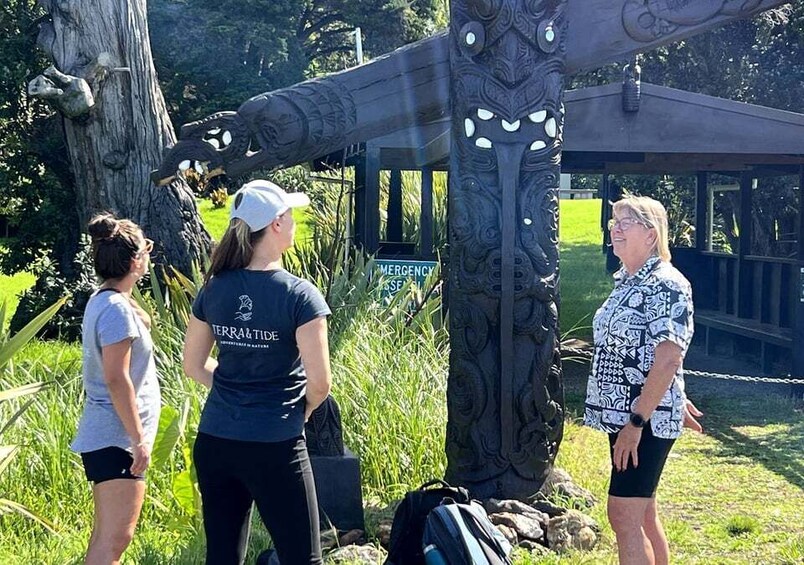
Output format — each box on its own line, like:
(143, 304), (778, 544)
(81, 446), (144, 484)
(608, 425), (675, 498)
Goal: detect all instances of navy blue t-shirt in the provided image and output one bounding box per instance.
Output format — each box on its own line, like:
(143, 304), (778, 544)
(191, 269), (331, 442)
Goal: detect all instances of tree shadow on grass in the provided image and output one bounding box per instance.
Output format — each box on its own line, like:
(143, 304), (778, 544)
(691, 393), (804, 491)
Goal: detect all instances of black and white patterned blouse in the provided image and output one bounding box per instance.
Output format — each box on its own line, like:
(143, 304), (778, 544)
(584, 256), (694, 439)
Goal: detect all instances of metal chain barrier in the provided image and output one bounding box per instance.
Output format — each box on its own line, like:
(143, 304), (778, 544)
(560, 346), (804, 386)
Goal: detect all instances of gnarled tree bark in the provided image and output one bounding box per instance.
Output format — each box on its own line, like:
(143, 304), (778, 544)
(32, 0), (210, 271)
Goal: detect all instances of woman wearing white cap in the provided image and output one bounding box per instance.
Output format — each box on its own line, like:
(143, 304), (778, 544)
(183, 179), (331, 564)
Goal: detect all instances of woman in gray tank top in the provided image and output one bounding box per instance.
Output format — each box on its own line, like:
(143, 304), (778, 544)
(71, 213), (161, 564)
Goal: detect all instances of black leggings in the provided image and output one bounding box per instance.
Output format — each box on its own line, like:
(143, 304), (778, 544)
(193, 432), (322, 565)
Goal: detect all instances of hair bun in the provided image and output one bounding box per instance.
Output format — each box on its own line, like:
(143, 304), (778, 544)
(87, 213), (119, 240)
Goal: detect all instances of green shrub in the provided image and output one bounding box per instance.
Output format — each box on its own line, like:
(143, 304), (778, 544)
(725, 514), (760, 536)
(0, 295), (66, 531)
(10, 237), (96, 341)
(208, 187), (228, 209)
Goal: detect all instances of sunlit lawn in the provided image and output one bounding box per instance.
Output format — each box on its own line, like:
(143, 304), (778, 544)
(196, 197), (313, 243)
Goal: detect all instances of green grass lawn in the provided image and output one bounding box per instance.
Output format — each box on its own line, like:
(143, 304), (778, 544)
(558, 199), (612, 340)
(0, 270), (35, 323)
(197, 197), (313, 242)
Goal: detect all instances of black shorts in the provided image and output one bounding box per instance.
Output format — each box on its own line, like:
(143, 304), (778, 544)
(608, 425), (675, 498)
(81, 446), (144, 484)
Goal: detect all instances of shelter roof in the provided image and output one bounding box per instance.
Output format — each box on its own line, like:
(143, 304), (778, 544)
(365, 82), (804, 175)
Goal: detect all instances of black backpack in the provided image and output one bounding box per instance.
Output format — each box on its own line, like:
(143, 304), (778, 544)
(385, 480), (471, 565)
(421, 499), (513, 565)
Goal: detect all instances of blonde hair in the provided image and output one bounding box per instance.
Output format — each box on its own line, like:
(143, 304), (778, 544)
(612, 196), (671, 262)
(205, 218), (265, 284)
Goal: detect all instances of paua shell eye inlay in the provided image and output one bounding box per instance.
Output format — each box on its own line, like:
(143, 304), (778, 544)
(537, 20), (559, 53)
(528, 110), (547, 123)
(477, 108), (494, 120)
(464, 118), (476, 137)
(459, 22), (486, 56)
(544, 117), (557, 138)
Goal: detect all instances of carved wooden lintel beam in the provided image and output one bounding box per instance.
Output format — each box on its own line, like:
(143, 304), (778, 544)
(152, 35), (450, 184)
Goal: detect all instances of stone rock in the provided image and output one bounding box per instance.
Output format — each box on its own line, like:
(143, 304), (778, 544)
(489, 511), (544, 542)
(546, 509), (599, 552)
(518, 539), (550, 555)
(485, 498), (550, 527)
(539, 467), (597, 509)
(527, 492), (568, 517)
(495, 523), (518, 545)
(339, 529), (365, 546)
(376, 521), (393, 548)
(328, 544), (385, 564)
(321, 528), (339, 551)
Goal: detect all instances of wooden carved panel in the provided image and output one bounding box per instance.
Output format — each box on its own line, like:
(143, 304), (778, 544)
(446, 0), (566, 500)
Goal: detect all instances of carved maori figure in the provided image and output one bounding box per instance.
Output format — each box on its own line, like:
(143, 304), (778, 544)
(28, 65), (95, 119)
(155, 82), (357, 185)
(153, 0), (787, 503)
(445, 0), (566, 500)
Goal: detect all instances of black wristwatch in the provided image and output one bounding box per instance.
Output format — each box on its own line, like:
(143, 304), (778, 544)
(629, 412), (647, 428)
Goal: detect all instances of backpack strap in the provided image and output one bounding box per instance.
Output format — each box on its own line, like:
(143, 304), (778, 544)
(444, 505), (488, 563)
(419, 479), (453, 490)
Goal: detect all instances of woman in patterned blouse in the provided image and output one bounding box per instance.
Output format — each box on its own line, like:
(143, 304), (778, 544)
(584, 196), (702, 565)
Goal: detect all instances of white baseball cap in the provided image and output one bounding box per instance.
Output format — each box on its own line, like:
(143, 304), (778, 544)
(230, 179), (310, 231)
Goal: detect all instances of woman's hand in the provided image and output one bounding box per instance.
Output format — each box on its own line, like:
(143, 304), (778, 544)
(613, 424), (642, 471)
(683, 399), (704, 433)
(130, 441), (151, 475)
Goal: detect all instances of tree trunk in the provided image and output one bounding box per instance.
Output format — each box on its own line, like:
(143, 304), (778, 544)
(35, 0), (210, 272)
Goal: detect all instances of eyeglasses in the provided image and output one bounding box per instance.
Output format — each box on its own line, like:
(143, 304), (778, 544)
(135, 238), (154, 258)
(607, 217), (650, 232)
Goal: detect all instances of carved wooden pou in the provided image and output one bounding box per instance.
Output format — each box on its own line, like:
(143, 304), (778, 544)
(445, 0), (566, 499)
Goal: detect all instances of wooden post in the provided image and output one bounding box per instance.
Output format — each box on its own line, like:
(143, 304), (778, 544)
(600, 173), (610, 253)
(445, 0), (567, 499)
(794, 166), (804, 398)
(387, 169), (403, 242)
(421, 167), (435, 259)
(737, 172), (754, 318)
(353, 158), (367, 249)
(696, 172), (708, 251)
(364, 144), (381, 254)
(605, 177), (622, 272)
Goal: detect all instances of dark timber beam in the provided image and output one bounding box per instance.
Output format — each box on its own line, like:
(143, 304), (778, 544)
(794, 166), (804, 397)
(696, 172), (709, 252)
(420, 167), (435, 259)
(387, 169), (403, 242)
(737, 172), (754, 318)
